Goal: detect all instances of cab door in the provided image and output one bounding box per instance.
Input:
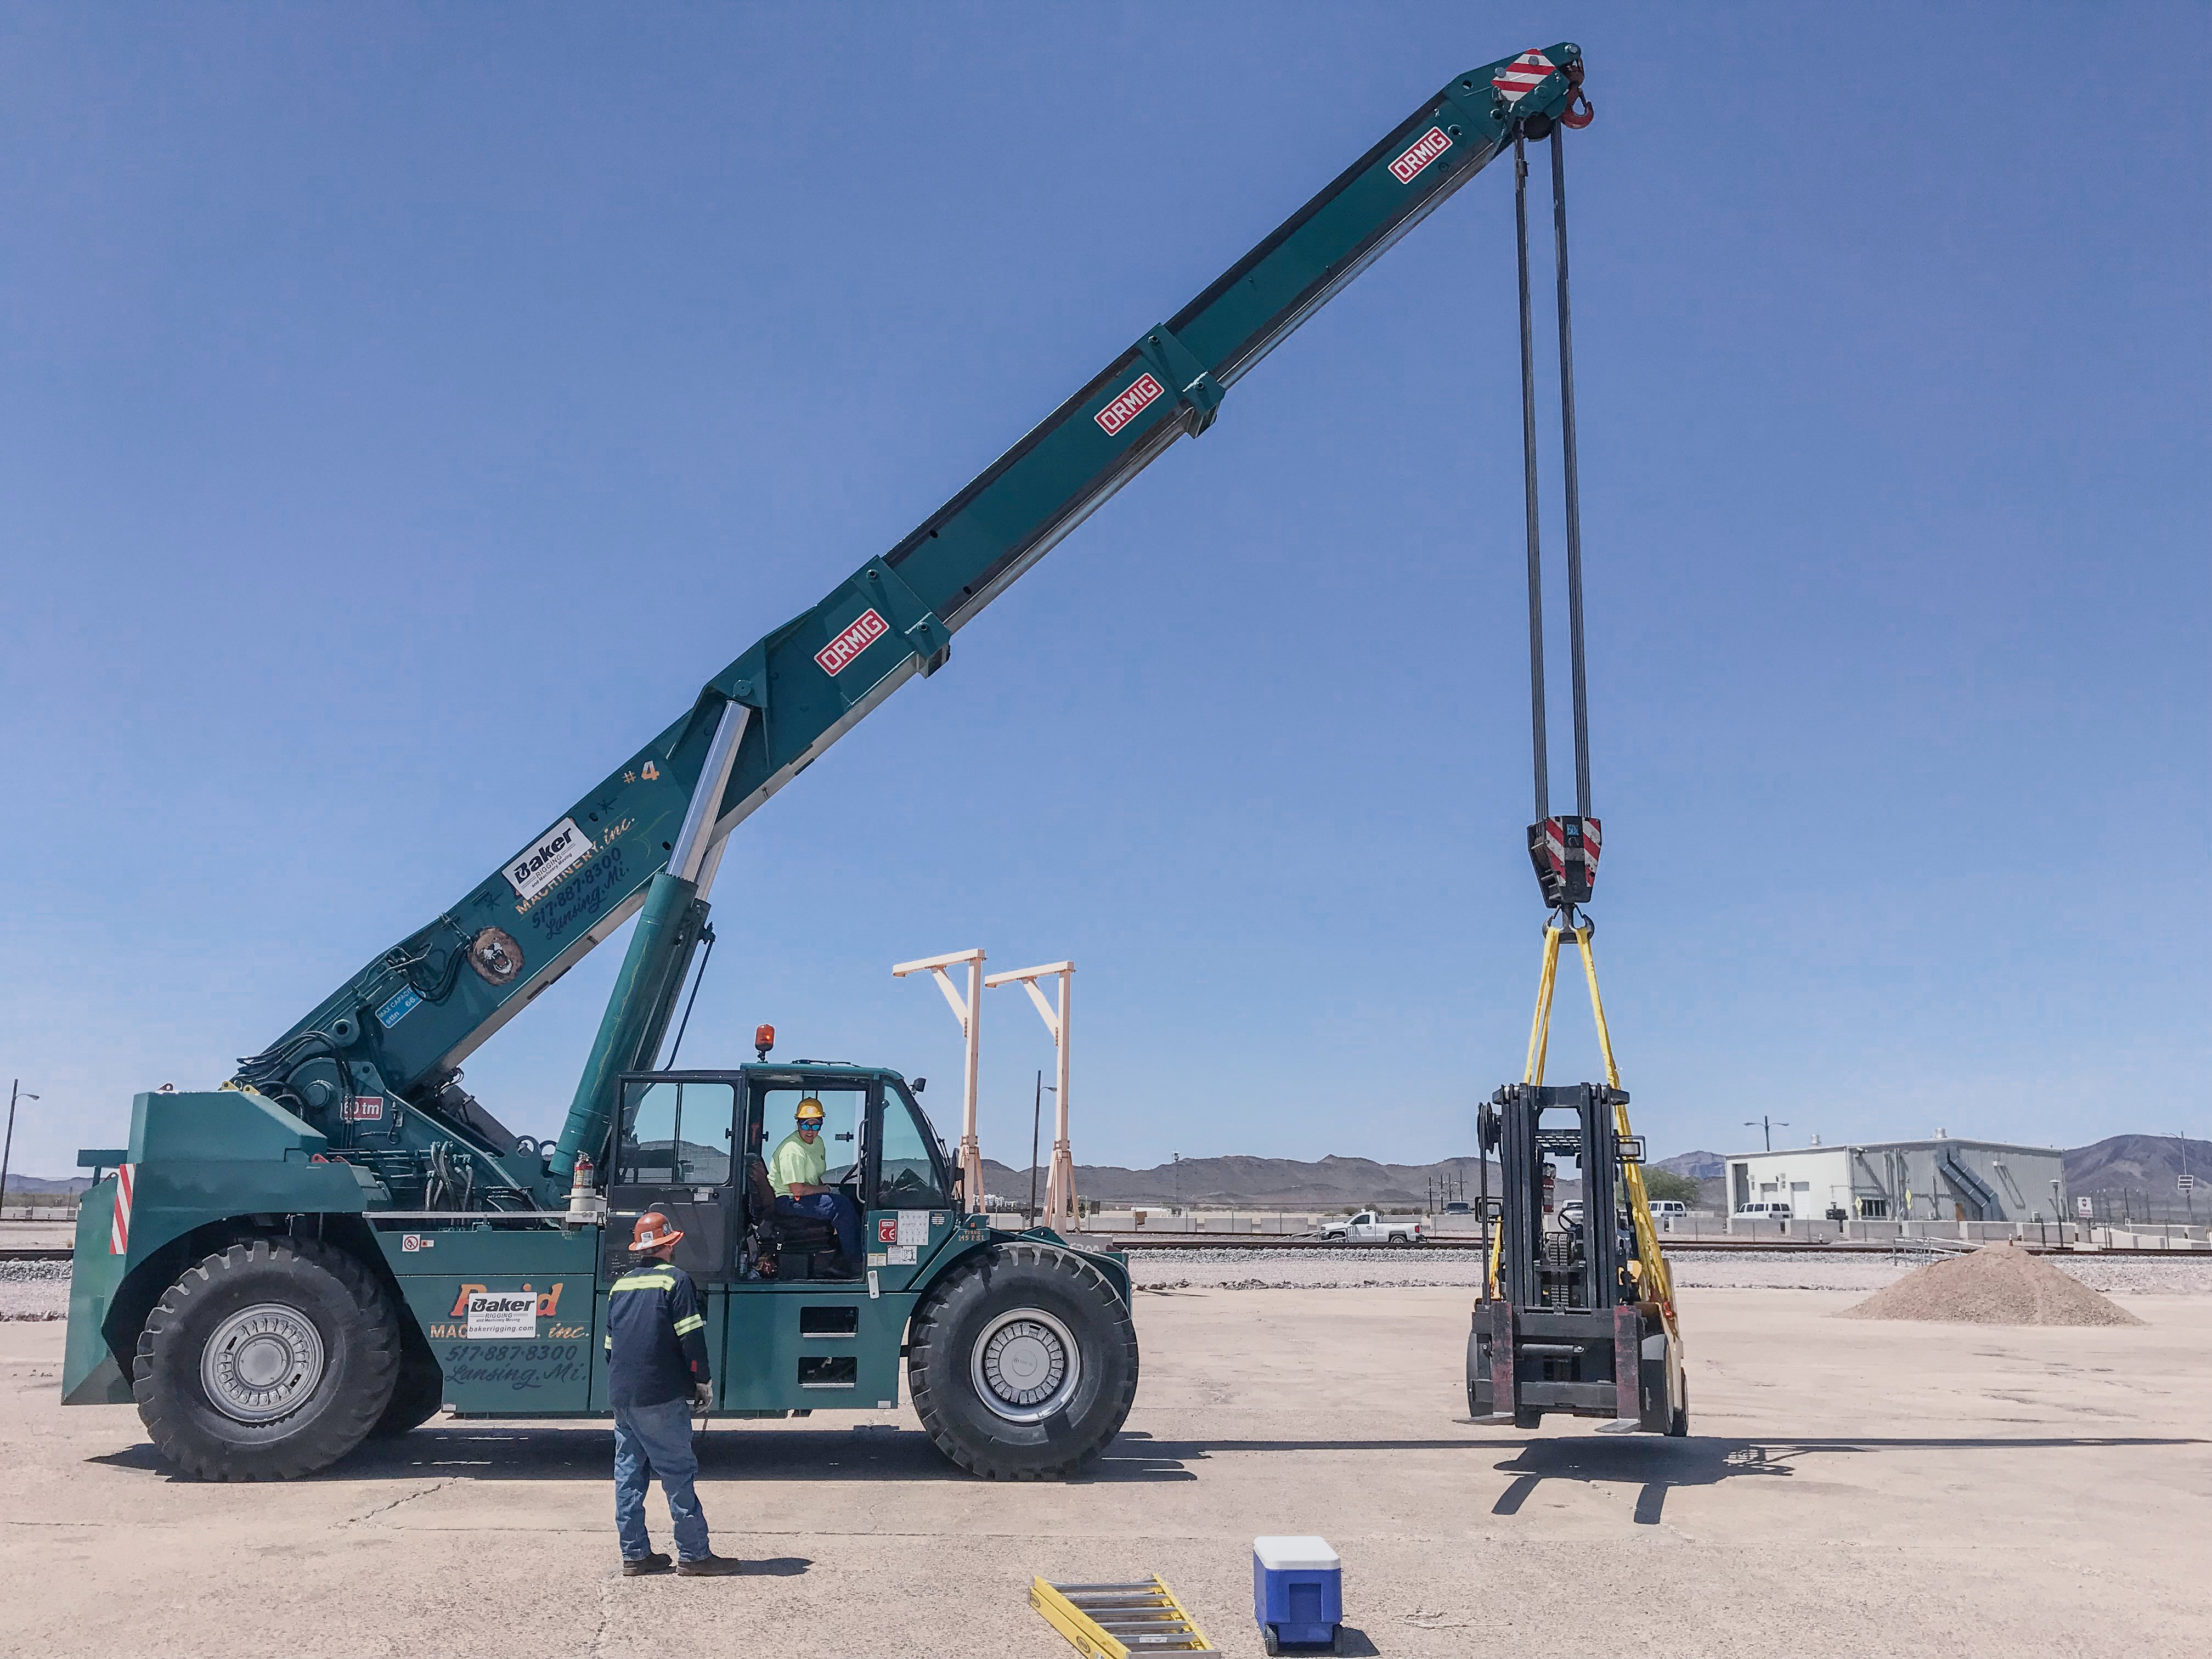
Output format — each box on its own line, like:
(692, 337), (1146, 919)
(604, 1075), (743, 1286)
(864, 1079), (958, 1296)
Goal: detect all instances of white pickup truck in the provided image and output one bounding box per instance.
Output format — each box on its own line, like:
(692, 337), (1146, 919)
(1317, 1210), (1424, 1245)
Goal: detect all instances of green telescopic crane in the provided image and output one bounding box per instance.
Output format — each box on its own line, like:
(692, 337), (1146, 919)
(224, 45), (1594, 1204)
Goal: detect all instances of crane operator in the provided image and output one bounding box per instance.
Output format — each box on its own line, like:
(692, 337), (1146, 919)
(603, 1211), (738, 1577)
(769, 1096), (863, 1274)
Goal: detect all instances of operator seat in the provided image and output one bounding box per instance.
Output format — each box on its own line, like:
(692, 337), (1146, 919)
(743, 1155), (843, 1279)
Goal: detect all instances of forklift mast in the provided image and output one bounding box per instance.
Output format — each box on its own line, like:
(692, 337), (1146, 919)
(224, 47), (1596, 1195)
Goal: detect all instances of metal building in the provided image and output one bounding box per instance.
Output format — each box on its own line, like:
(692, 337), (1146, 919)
(1725, 1133), (2067, 1222)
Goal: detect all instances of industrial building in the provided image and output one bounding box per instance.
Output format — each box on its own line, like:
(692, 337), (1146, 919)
(1725, 1133), (2067, 1222)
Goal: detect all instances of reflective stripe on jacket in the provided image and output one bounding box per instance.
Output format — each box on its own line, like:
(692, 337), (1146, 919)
(604, 1260), (712, 1410)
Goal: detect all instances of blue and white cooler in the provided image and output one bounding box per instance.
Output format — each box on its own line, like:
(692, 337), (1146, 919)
(1252, 1535), (1342, 1654)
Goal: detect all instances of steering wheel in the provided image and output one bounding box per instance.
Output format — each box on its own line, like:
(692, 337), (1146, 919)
(883, 1167), (930, 1199)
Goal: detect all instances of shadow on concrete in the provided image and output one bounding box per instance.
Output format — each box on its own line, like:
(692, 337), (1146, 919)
(1480, 1432), (2209, 1526)
(89, 1424), (1197, 1485)
(742, 1556), (812, 1576)
(92, 1424), (2197, 1497)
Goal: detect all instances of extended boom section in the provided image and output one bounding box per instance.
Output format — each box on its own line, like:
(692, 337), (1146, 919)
(227, 47), (1587, 1187)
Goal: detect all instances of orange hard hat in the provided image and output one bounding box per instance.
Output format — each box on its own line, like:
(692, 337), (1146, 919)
(631, 1211), (685, 1253)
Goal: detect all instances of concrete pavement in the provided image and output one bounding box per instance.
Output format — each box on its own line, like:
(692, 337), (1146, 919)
(3, 1286), (2207, 1657)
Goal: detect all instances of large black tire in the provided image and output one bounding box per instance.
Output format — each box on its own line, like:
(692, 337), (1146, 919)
(1667, 1376), (1690, 1438)
(909, 1243), (1138, 1481)
(133, 1238), (401, 1480)
(369, 1348), (444, 1438)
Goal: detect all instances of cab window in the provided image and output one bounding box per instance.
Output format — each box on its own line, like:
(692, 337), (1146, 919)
(616, 1079), (737, 1185)
(755, 1085), (867, 1186)
(877, 1085), (951, 1208)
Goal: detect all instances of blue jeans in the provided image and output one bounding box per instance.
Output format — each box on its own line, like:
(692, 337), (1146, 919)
(613, 1397), (710, 1562)
(776, 1190), (862, 1263)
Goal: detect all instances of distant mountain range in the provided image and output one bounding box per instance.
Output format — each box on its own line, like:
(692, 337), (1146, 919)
(2, 1174), (92, 1197)
(984, 1135), (2207, 1211)
(2064, 1134), (2212, 1199)
(12, 1133), (2198, 1212)
(980, 1153), (1519, 1211)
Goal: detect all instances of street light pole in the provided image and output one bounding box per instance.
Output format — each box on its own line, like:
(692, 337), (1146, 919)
(1, 1081), (41, 1220)
(1744, 1115), (1789, 1153)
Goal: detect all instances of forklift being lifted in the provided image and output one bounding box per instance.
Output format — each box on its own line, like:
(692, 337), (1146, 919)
(63, 44), (1609, 1482)
(1469, 1082), (1687, 1435)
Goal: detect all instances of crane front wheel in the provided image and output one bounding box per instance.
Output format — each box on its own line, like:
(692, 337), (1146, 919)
(909, 1243), (1137, 1481)
(133, 1238), (401, 1480)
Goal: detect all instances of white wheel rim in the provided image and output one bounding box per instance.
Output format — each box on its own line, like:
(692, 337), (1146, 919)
(201, 1303), (325, 1423)
(969, 1308), (1081, 1424)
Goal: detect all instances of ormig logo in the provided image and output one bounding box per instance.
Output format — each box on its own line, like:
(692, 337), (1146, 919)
(1389, 126), (1453, 184)
(1094, 372), (1165, 437)
(815, 608), (890, 676)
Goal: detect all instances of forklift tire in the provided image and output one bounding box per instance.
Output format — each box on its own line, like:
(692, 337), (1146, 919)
(908, 1242), (1138, 1481)
(1667, 1378), (1689, 1438)
(369, 1350), (444, 1438)
(133, 1238), (401, 1480)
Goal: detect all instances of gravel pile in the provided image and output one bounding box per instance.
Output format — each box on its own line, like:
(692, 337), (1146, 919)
(0, 1260), (71, 1322)
(1839, 1243), (2145, 1327)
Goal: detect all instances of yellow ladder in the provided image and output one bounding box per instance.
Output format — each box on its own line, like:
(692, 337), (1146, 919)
(1030, 1576), (1216, 1657)
(1489, 921), (1680, 1343)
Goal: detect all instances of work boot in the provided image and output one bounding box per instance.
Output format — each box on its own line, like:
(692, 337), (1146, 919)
(620, 1551), (672, 1577)
(675, 1553), (742, 1577)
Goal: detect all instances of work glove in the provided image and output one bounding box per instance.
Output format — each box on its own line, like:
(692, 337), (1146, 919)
(691, 1382), (713, 1412)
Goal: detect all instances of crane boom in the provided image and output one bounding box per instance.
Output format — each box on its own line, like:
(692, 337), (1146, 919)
(235, 46), (1590, 1183)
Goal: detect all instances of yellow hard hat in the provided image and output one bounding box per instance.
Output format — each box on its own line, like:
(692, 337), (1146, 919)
(795, 1097), (826, 1123)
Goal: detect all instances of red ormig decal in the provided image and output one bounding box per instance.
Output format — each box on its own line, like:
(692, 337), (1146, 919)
(1095, 372), (1165, 437)
(816, 608), (891, 676)
(1389, 126), (1453, 184)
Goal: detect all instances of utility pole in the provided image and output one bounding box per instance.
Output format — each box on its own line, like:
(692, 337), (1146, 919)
(1744, 1115), (1788, 1153)
(2182, 1130), (2196, 1227)
(1, 1081), (40, 1219)
(1028, 1071), (1043, 1227)
(1172, 1152), (1181, 1214)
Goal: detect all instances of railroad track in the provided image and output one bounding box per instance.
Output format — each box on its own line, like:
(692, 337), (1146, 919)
(1095, 1235), (1976, 1255)
(0, 1247), (73, 1262)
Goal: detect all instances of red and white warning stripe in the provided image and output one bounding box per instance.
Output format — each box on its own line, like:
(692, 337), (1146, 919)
(109, 1164), (136, 1256)
(1491, 50), (1555, 105)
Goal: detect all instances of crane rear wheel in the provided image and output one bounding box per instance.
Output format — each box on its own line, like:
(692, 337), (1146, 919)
(908, 1243), (1137, 1481)
(133, 1238), (400, 1480)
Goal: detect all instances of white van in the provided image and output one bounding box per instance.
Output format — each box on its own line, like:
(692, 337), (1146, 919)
(1733, 1201), (1791, 1220)
(1650, 1199), (1689, 1217)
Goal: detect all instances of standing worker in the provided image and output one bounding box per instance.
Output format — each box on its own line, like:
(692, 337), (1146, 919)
(604, 1211), (739, 1576)
(768, 1096), (864, 1273)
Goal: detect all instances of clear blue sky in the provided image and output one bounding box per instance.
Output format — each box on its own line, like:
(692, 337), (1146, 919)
(3, 4), (2205, 1184)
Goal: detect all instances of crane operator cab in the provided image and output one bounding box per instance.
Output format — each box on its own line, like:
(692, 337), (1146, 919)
(606, 1065), (954, 1288)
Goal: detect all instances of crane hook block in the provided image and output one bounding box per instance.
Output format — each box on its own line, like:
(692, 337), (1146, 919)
(1528, 815), (1601, 909)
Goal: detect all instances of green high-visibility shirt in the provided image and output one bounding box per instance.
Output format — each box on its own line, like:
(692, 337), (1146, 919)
(769, 1128), (826, 1198)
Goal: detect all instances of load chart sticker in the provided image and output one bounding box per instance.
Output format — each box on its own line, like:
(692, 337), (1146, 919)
(376, 985), (422, 1029)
